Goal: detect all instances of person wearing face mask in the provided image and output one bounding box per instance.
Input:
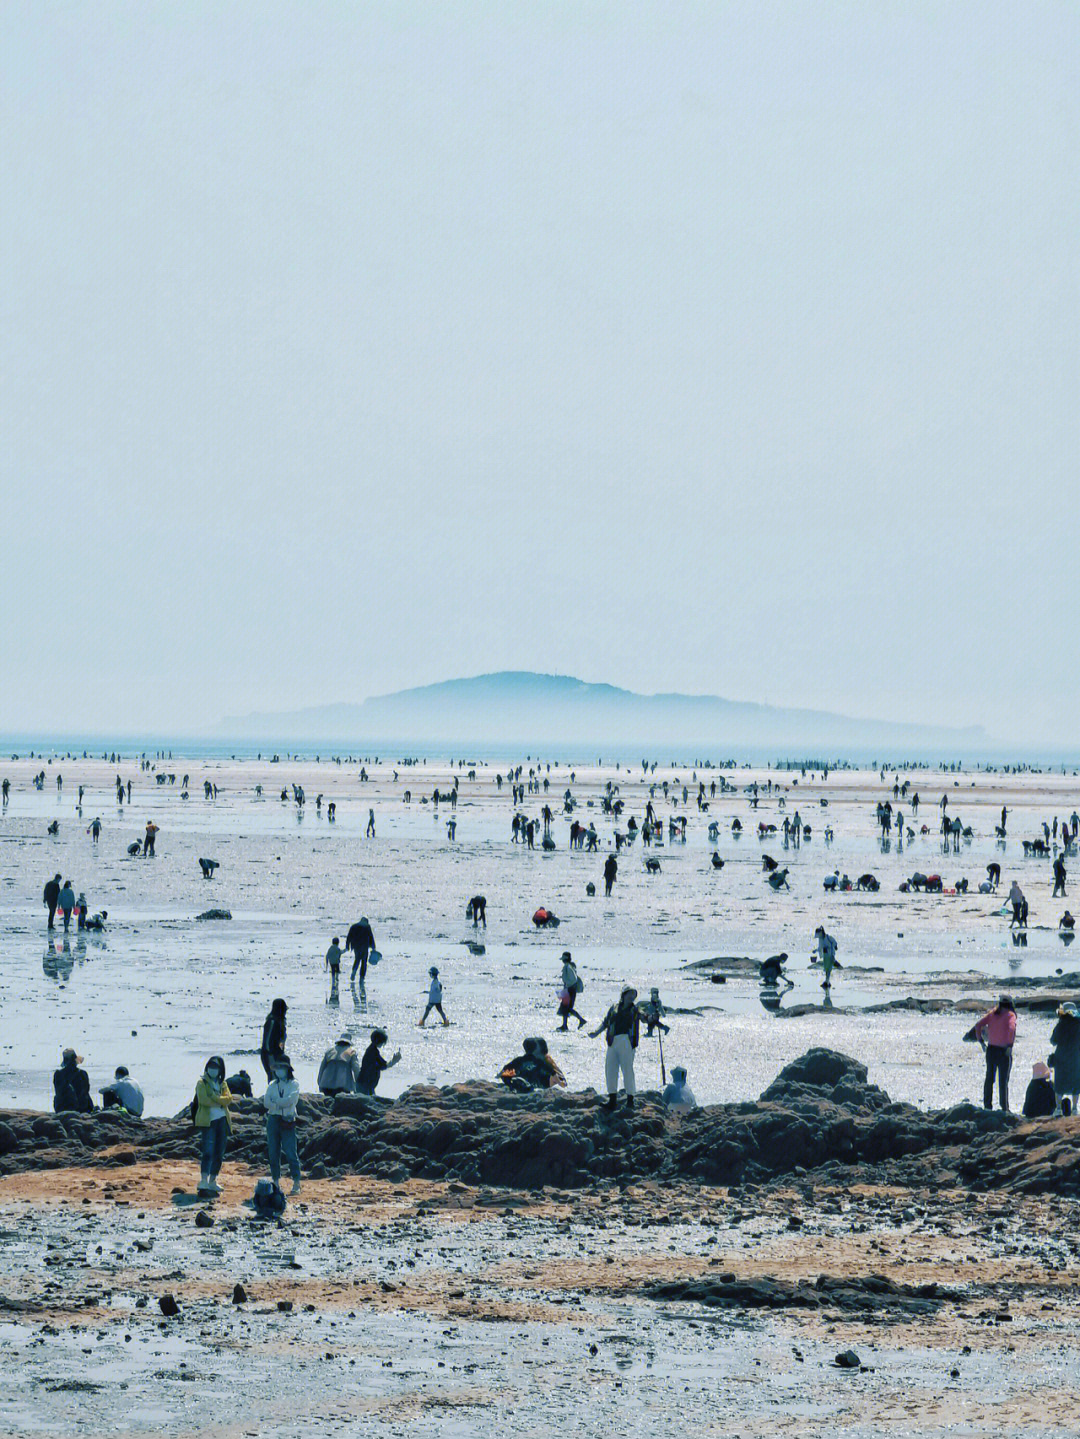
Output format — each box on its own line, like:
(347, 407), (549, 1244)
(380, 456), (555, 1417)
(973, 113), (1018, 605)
(194, 1056), (234, 1196)
(264, 1054), (302, 1195)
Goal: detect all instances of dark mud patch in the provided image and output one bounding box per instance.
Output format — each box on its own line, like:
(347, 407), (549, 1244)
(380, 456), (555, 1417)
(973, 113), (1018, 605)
(644, 1272), (957, 1318)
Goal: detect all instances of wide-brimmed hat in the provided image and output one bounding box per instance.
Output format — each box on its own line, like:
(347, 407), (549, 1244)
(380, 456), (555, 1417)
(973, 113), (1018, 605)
(620, 985), (638, 1001)
(1058, 1002), (1079, 1019)
(336, 1035), (352, 1046)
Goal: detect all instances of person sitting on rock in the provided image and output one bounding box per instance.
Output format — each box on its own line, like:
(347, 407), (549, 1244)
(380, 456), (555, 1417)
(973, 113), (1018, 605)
(500, 1037), (554, 1092)
(530, 1036), (565, 1088)
(662, 1065), (697, 1114)
(317, 1036), (361, 1096)
(53, 1047), (95, 1113)
(100, 1065), (144, 1116)
(1022, 1061), (1056, 1118)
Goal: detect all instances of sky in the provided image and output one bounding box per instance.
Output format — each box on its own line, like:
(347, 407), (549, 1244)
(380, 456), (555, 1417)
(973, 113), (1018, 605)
(1, 2), (1077, 743)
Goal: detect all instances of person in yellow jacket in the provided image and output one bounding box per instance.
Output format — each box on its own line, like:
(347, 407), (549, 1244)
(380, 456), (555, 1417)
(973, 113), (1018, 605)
(194, 1056), (234, 1196)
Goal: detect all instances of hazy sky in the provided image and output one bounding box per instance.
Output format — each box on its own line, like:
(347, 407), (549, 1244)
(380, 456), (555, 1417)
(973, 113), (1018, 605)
(2, 3), (1076, 742)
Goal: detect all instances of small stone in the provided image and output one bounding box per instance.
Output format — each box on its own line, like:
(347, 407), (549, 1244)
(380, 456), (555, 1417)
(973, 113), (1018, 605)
(158, 1293), (179, 1317)
(277, 1300), (293, 1312)
(232, 1284), (248, 1304)
(194, 1210), (214, 1228)
(835, 1350), (861, 1369)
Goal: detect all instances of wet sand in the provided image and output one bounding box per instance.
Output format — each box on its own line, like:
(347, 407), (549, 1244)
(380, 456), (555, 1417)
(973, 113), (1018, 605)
(3, 752), (1080, 1434)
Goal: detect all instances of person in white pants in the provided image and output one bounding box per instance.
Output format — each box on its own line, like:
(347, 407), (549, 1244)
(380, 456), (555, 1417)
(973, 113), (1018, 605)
(589, 985), (640, 1110)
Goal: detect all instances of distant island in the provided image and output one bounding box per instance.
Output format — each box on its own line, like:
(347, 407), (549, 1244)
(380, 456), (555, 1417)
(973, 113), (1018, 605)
(218, 672), (987, 758)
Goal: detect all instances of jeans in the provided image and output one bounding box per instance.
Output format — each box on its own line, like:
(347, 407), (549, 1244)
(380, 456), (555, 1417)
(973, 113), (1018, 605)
(266, 1113), (300, 1185)
(984, 1045), (1012, 1110)
(605, 1034), (637, 1096)
(200, 1117), (228, 1177)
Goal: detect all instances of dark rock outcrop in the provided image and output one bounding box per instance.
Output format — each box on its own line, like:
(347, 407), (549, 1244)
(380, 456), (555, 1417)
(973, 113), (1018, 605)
(6, 1050), (1080, 1196)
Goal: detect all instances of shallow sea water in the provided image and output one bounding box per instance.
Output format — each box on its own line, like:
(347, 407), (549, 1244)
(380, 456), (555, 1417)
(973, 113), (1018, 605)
(1, 756), (1077, 1114)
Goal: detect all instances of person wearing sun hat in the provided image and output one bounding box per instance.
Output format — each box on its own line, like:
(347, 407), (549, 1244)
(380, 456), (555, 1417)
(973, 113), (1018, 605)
(53, 1047), (94, 1113)
(588, 985), (640, 1109)
(1050, 1002), (1080, 1115)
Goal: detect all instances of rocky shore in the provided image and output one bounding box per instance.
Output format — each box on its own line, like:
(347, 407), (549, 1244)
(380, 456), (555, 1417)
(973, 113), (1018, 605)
(5, 1049), (1079, 1197)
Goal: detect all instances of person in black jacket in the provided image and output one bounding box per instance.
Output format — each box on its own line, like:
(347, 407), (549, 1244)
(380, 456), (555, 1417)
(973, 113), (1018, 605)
(260, 998), (287, 1080)
(346, 916), (376, 983)
(1023, 1061), (1057, 1118)
(43, 873), (62, 930)
(53, 1048), (94, 1113)
(357, 1029), (401, 1095)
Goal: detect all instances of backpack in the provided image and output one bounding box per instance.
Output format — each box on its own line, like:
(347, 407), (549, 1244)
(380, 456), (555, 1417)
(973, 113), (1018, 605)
(253, 1179), (287, 1217)
(189, 1093), (198, 1126)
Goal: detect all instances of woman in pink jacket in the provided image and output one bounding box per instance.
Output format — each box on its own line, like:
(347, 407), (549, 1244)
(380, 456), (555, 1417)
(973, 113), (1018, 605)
(968, 996), (1018, 1111)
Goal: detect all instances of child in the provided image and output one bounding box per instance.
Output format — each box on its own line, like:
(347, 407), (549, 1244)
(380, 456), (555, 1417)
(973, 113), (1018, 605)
(640, 987), (670, 1036)
(419, 966), (449, 1027)
(325, 936), (342, 1001)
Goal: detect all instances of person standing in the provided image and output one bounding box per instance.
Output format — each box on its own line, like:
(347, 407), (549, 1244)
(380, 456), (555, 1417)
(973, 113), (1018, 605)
(1049, 1002), (1080, 1115)
(813, 926), (839, 988)
(346, 916), (376, 984)
(557, 952), (587, 1030)
(419, 966), (449, 1026)
(967, 996), (1017, 1111)
(194, 1056), (234, 1196)
(264, 1054), (302, 1196)
(325, 936), (342, 1002)
(58, 879), (75, 932)
(318, 1035), (360, 1096)
(43, 873), (61, 929)
(589, 985), (640, 1110)
(260, 998), (288, 1080)
(143, 821), (158, 857)
(1053, 854), (1067, 898)
(357, 1029), (401, 1094)
(604, 854), (617, 897)
(366, 809), (376, 838)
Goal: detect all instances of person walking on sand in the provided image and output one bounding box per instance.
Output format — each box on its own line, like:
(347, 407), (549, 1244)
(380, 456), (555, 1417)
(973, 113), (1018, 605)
(557, 952), (587, 1030)
(58, 879), (75, 932)
(357, 1029), (401, 1095)
(1049, 1002), (1080, 1115)
(419, 966), (449, 1026)
(318, 1035), (360, 1096)
(264, 1053), (302, 1196)
(965, 995), (1017, 1111)
(1009, 880), (1028, 928)
(194, 1056), (234, 1196)
(589, 985), (640, 1110)
(346, 915), (376, 984)
(325, 936), (342, 1002)
(260, 998), (288, 1081)
(812, 925), (840, 988)
(366, 808), (376, 838)
(43, 872), (61, 930)
(604, 853), (618, 897)
(1053, 854), (1067, 898)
